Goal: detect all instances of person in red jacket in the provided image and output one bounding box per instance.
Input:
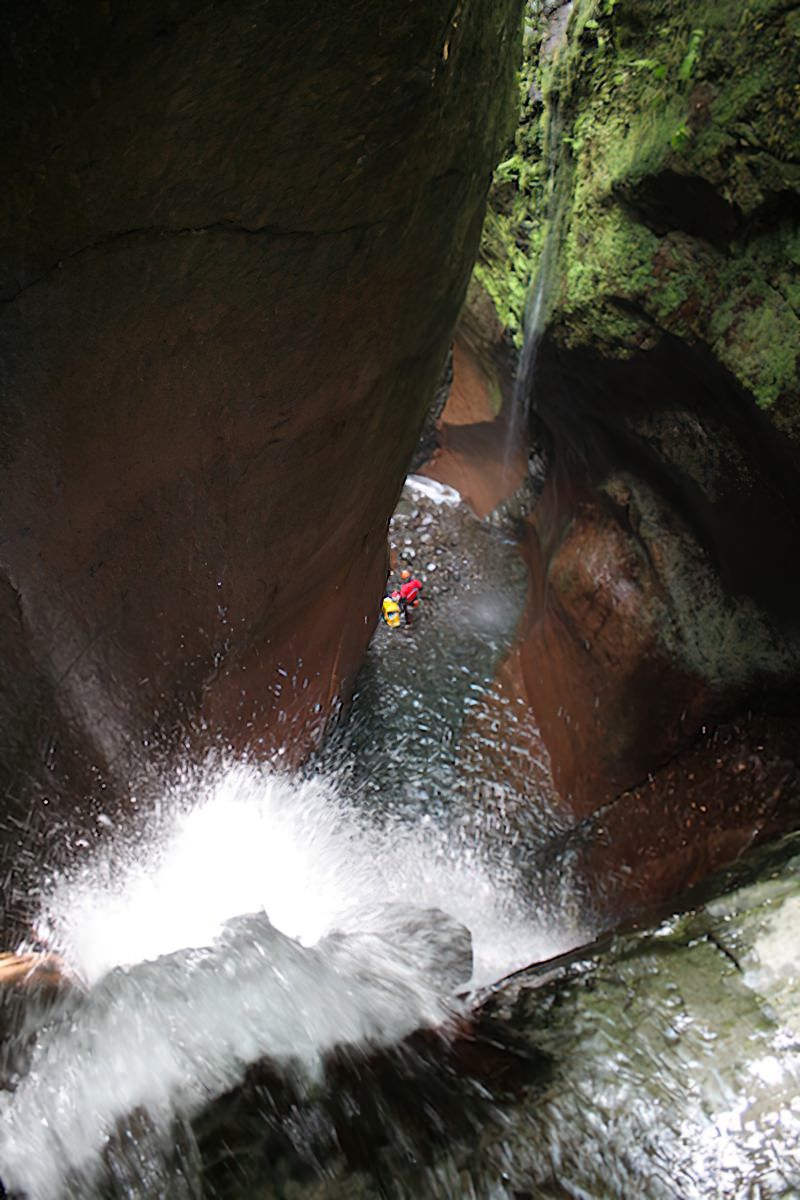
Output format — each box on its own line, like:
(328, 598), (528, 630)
(397, 569), (422, 624)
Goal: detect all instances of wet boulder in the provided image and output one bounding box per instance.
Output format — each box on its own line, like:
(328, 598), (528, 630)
(319, 903), (474, 994)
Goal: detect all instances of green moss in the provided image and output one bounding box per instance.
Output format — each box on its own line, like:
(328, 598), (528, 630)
(555, 300), (648, 353)
(561, 207), (657, 310)
(473, 205), (540, 344)
(467, 0), (800, 427)
(711, 287), (800, 409)
(650, 272), (690, 318)
(678, 27), (705, 82)
(468, 6), (551, 347)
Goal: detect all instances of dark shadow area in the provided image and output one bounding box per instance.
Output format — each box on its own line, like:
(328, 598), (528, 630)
(618, 169), (741, 249)
(531, 330), (800, 629)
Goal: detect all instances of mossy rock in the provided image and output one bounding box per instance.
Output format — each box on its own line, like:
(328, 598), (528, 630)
(478, 0), (800, 428)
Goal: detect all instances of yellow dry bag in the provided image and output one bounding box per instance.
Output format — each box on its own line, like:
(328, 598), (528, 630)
(382, 596), (401, 628)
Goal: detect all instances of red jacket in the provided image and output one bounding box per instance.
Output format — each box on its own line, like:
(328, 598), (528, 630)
(399, 578), (421, 605)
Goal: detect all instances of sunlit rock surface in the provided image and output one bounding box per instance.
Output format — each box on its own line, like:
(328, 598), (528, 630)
(0, 0), (523, 931)
(472, 841), (800, 1200)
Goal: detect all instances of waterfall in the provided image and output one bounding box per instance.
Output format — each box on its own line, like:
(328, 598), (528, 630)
(503, 3), (573, 485)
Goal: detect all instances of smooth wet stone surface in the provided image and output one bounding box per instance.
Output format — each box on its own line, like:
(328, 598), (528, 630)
(201, 844), (800, 1200)
(461, 843), (800, 1200)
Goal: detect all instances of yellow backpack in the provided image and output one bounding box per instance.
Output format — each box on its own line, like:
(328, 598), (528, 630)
(382, 596), (401, 628)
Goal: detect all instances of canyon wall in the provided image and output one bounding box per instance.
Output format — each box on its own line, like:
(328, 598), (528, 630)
(432, 0), (800, 918)
(0, 0), (523, 933)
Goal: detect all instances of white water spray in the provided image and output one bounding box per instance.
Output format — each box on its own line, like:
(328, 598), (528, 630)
(1, 762), (573, 1198)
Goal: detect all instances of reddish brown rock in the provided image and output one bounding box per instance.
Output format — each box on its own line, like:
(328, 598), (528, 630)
(459, 333), (800, 923)
(572, 717), (800, 926)
(440, 327), (800, 921)
(439, 0), (800, 923)
(0, 951), (68, 990)
(514, 472), (714, 816)
(511, 337), (800, 820)
(0, 0), (523, 934)
(421, 282), (526, 517)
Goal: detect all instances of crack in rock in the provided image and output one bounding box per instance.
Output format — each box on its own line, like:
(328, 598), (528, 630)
(0, 217), (379, 305)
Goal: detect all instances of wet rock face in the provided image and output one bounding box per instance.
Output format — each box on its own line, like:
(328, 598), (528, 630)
(520, 334), (800, 818)
(420, 280), (526, 518)
(515, 0), (800, 907)
(515, 2), (800, 796)
(0, 0), (523, 911)
(572, 718), (800, 921)
(147, 844), (800, 1196)
(440, 0), (800, 911)
(515, 0), (800, 830)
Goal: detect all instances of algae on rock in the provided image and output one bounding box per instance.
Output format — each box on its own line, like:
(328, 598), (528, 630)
(534, 0), (800, 426)
(457, 0), (800, 422)
(453, 0), (800, 864)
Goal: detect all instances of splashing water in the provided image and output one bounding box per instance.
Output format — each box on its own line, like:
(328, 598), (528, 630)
(1, 762), (573, 1199)
(38, 762), (561, 986)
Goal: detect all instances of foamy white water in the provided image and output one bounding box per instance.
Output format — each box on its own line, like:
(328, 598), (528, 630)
(404, 474), (462, 506)
(1, 763), (572, 1198)
(38, 763), (562, 987)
